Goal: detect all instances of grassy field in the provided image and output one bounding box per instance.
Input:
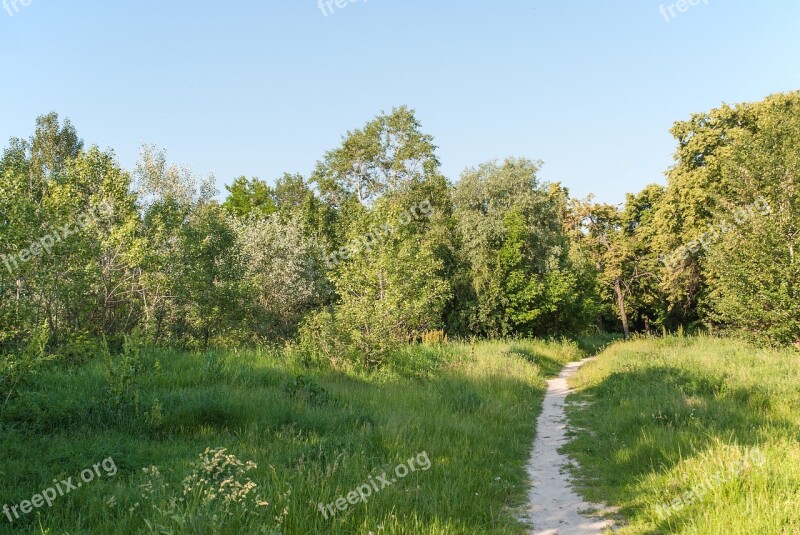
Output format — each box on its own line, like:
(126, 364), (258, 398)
(0, 338), (587, 534)
(563, 335), (800, 534)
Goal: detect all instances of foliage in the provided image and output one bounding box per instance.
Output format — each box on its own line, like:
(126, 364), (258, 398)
(0, 324), (49, 412)
(169, 202), (245, 349)
(283, 374), (331, 406)
(312, 106), (441, 208)
(421, 329), (448, 346)
(452, 158), (595, 337)
(223, 176), (278, 218)
(233, 213), (328, 340)
(704, 94), (800, 344)
(3, 94), (800, 367)
(103, 333), (146, 417)
(568, 186), (664, 337)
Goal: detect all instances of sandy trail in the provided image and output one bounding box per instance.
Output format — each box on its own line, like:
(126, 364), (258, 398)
(521, 357), (615, 534)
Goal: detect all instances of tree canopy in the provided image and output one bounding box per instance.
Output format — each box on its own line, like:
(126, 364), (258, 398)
(2, 94), (799, 363)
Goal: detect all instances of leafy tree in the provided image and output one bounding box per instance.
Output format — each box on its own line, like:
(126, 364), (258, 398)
(234, 214), (329, 340)
(134, 145), (214, 344)
(171, 202), (244, 349)
(620, 184), (668, 332)
(568, 189), (663, 338)
(304, 196), (450, 367)
(303, 107), (453, 365)
(313, 106), (441, 208)
(28, 112), (83, 182)
(706, 92), (800, 343)
(1, 114), (137, 346)
(223, 176), (277, 218)
(651, 98), (761, 323)
(452, 158), (587, 336)
(272, 173), (338, 247)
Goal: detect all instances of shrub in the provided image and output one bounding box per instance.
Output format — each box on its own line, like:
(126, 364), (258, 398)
(297, 309), (355, 368)
(0, 324), (50, 413)
(283, 375), (330, 406)
(58, 333), (104, 366)
(422, 329), (448, 346)
(297, 308), (404, 369)
(104, 333), (146, 418)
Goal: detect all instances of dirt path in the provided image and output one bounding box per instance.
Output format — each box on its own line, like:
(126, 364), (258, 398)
(521, 357), (615, 534)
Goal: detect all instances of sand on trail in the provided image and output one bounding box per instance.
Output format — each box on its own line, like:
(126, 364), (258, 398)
(520, 357), (615, 535)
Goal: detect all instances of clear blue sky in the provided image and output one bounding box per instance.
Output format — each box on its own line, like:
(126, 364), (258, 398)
(1, 0), (798, 204)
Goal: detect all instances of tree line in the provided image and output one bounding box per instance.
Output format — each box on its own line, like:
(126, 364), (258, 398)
(1, 94), (798, 367)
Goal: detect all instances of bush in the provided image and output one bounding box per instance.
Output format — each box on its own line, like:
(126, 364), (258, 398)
(422, 329), (448, 346)
(103, 333), (146, 418)
(297, 310), (355, 368)
(0, 324), (50, 413)
(283, 374), (331, 406)
(57, 334), (104, 366)
(297, 309), (403, 369)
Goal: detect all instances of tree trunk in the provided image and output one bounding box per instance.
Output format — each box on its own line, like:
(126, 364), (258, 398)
(614, 279), (630, 338)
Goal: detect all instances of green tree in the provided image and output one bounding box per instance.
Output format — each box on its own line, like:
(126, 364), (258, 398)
(172, 202), (244, 349)
(651, 97), (761, 324)
(1, 114), (138, 347)
(134, 145), (213, 344)
(313, 106), (441, 208)
(304, 107), (453, 365)
(304, 197), (450, 367)
(452, 158), (588, 336)
(569, 190), (663, 338)
(706, 92), (800, 343)
(233, 214), (329, 340)
(223, 176), (277, 218)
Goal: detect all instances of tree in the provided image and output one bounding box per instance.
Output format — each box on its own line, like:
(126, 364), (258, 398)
(569, 189), (663, 338)
(134, 145), (214, 344)
(304, 196), (450, 367)
(303, 107), (453, 365)
(223, 176), (277, 218)
(234, 214), (328, 340)
(452, 158), (587, 336)
(172, 202), (244, 349)
(1, 114), (137, 346)
(620, 185), (668, 332)
(651, 98), (760, 324)
(705, 92), (800, 343)
(313, 106), (441, 208)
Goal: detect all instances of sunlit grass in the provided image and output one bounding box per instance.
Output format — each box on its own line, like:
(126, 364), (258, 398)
(0, 338), (582, 534)
(563, 335), (800, 534)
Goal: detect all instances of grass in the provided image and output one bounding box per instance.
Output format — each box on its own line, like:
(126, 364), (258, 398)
(0, 337), (584, 534)
(563, 335), (800, 534)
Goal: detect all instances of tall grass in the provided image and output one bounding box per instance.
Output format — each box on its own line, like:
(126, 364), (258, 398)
(563, 335), (800, 534)
(0, 338), (581, 534)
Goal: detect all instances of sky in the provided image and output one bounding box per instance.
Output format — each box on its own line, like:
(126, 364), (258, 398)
(1, 0), (798, 205)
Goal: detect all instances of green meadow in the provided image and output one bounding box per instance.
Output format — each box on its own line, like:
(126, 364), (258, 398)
(563, 336), (800, 534)
(0, 339), (586, 534)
